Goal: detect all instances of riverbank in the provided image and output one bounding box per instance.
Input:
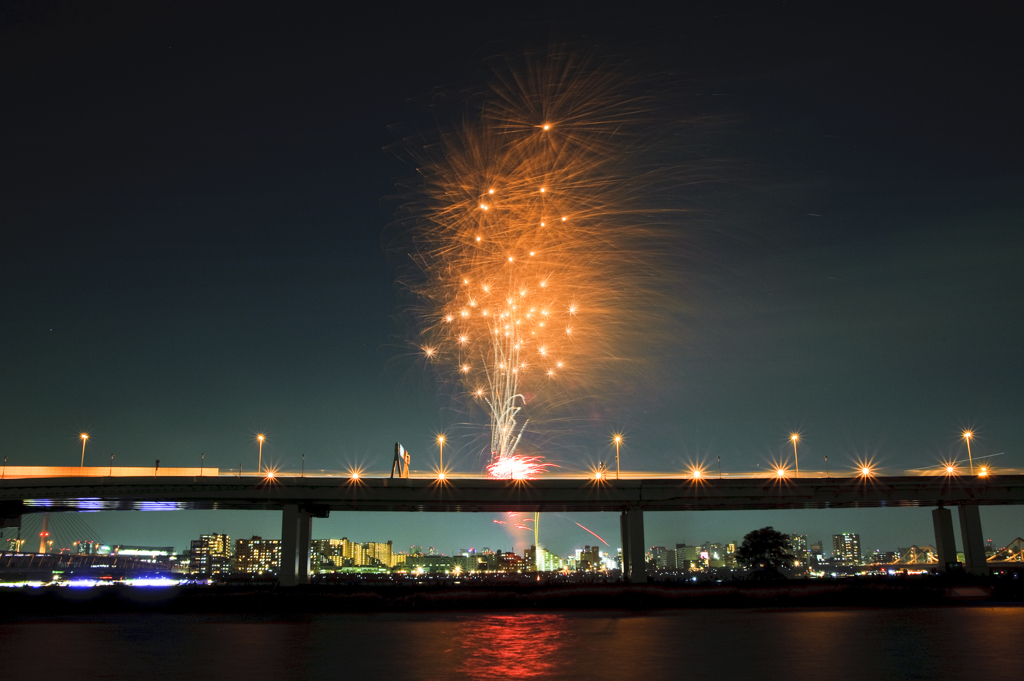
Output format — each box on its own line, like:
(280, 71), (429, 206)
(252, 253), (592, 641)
(2, 576), (1022, 617)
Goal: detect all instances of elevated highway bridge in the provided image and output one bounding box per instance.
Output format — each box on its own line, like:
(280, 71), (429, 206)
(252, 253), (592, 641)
(3, 469), (1022, 585)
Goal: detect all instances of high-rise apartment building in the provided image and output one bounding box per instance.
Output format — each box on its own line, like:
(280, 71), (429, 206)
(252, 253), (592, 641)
(577, 545), (600, 570)
(832, 533), (861, 565)
(190, 533), (231, 575)
(364, 541), (394, 567)
(234, 536), (281, 575)
(789, 534), (809, 564)
(650, 546), (670, 569)
(312, 538), (346, 569)
(529, 546), (562, 572)
(311, 538), (396, 569)
(706, 543), (727, 568)
(342, 536), (366, 561)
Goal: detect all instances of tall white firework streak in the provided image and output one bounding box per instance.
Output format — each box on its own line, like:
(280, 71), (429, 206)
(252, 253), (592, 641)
(486, 290), (529, 464)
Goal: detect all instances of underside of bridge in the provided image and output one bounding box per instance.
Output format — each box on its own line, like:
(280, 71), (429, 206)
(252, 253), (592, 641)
(5, 474), (1018, 582)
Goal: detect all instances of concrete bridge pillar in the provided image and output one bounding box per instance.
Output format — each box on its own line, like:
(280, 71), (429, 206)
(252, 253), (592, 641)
(931, 506), (957, 570)
(297, 507), (312, 583)
(280, 504), (313, 586)
(620, 506), (647, 583)
(958, 504), (989, 575)
(619, 511), (630, 579)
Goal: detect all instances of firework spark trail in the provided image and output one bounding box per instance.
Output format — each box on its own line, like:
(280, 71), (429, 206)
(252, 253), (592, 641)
(575, 522), (609, 546)
(395, 51), (681, 473)
(486, 455), (555, 480)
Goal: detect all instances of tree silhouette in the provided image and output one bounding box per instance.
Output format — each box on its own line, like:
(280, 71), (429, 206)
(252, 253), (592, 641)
(735, 527), (795, 570)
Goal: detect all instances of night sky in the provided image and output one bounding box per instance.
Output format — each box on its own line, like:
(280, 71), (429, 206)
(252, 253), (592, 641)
(2, 2), (1021, 557)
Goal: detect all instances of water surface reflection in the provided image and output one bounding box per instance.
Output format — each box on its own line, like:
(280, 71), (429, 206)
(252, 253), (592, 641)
(455, 614), (573, 678)
(3, 607), (1023, 680)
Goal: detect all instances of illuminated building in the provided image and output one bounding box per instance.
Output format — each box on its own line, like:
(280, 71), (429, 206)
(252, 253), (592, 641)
(576, 545), (601, 571)
(538, 548), (563, 572)
(404, 555), (458, 573)
(363, 541), (394, 567)
(113, 546), (175, 565)
(672, 543), (689, 570)
(73, 540), (100, 555)
(706, 543), (726, 568)
(809, 539), (824, 563)
(832, 533), (862, 565)
(788, 534), (808, 564)
(497, 550), (526, 572)
(310, 538), (396, 569)
(524, 545), (563, 572)
(343, 538), (366, 566)
(650, 546), (670, 569)
(674, 545), (704, 570)
(312, 538), (346, 570)
(234, 536), (281, 575)
(189, 533), (231, 576)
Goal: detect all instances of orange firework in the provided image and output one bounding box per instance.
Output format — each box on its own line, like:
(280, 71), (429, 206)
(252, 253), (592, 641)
(394, 51), (680, 469)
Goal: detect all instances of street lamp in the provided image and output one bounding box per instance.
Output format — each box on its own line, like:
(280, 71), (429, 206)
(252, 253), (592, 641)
(613, 434), (623, 480)
(437, 435), (445, 471)
(80, 433), (89, 467)
(257, 434), (265, 473)
(790, 433), (800, 478)
(963, 431), (974, 474)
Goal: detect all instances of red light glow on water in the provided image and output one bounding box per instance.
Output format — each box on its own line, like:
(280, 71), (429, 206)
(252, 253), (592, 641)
(456, 614), (572, 678)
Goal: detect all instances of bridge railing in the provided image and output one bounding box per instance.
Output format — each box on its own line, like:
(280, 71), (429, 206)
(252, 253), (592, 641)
(0, 466), (219, 479)
(2, 465), (1020, 481)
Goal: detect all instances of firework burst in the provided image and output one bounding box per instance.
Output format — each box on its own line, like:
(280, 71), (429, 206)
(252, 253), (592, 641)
(393, 51), (681, 473)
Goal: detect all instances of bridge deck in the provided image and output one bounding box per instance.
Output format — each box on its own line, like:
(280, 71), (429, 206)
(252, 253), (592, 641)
(3, 474), (1024, 514)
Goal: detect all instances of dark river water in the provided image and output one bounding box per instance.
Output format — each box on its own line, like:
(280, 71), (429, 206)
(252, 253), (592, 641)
(4, 607), (1023, 679)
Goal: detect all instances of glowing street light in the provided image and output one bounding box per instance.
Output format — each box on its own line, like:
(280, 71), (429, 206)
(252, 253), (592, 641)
(437, 434), (446, 471)
(963, 431), (974, 474)
(790, 433), (800, 477)
(257, 434), (265, 472)
(612, 434), (623, 480)
(80, 433), (89, 467)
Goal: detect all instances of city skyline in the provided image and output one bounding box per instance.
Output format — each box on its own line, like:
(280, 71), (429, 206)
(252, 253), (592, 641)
(23, 525), (1016, 578)
(2, 4), (1021, 554)
(8, 503), (1018, 563)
